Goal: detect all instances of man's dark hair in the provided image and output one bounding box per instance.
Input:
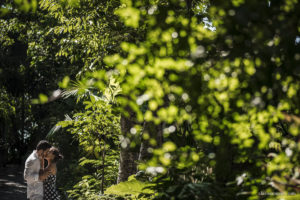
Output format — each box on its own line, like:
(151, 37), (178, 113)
(36, 140), (51, 151)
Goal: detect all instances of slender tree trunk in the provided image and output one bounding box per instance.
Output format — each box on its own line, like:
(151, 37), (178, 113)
(138, 122), (164, 161)
(215, 133), (234, 183)
(101, 144), (105, 193)
(138, 122), (149, 161)
(21, 94), (25, 144)
(20, 93), (26, 164)
(156, 122), (164, 147)
(117, 112), (138, 183)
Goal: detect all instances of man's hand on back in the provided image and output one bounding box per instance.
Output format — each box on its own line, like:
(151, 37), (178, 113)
(39, 168), (51, 181)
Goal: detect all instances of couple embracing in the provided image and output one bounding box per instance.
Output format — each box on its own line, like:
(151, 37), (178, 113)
(24, 140), (63, 200)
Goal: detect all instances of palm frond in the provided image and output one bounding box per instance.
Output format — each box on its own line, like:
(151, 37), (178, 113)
(46, 114), (73, 138)
(61, 77), (121, 104)
(61, 80), (95, 102)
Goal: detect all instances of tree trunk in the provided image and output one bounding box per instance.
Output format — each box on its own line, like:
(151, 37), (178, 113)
(138, 122), (164, 161)
(138, 122), (149, 161)
(117, 112), (138, 183)
(101, 144), (105, 193)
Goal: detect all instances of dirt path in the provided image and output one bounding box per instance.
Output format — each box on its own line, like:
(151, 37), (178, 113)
(0, 165), (27, 200)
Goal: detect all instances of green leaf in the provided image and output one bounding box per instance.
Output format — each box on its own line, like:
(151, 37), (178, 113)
(59, 76), (70, 88)
(39, 94), (48, 104)
(163, 141), (177, 152)
(105, 176), (154, 196)
(115, 7), (140, 28)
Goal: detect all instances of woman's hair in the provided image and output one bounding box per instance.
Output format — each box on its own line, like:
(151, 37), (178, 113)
(36, 140), (52, 151)
(50, 147), (64, 163)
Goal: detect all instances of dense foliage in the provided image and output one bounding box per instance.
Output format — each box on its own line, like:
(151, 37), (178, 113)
(1, 0), (300, 200)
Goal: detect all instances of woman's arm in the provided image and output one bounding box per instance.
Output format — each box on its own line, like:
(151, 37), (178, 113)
(46, 163), (57, 175)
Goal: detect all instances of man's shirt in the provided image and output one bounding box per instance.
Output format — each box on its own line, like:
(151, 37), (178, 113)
(24, 150), (43, 198)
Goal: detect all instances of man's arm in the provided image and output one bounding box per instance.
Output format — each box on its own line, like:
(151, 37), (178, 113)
(24, 158), (50, 182)
(39, 168), (51, 181)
